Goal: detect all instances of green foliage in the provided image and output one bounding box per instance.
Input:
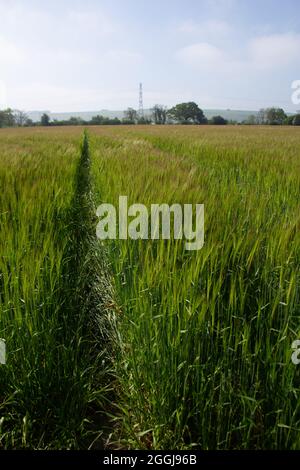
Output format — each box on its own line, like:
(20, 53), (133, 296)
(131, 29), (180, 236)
(257, 108), (287, 125)
(292, 114), (300, 126)
(152, 105), (167, 125)
(210, 115), (228, 125)
(137, 117), (152, 125)
(168, 102), (207, 124)
(285, 115), (295, 125)
(41, 113), (50, 126)
(121, 118), (136, 125)
(90, 115), (121, 125)
(124, 108), (138, 123)
(0, 109), (15, 128)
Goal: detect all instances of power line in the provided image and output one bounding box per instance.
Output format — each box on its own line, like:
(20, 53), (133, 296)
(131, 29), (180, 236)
(138, 83), (144, 118)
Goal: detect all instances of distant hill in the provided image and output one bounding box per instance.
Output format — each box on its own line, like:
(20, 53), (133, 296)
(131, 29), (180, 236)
(27, 108), (260, 123)
(203, 109), (258, 122)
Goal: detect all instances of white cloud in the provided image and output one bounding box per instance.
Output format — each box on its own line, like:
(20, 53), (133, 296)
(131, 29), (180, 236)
(0, 36), (26, 64)
(178, 19), (231, 36)
(0, 2), (118, 50)
(176, 32), (300, 76)
(249, 33), (300, 68)
(205, 0), (236, 10)
(178, 20), (198, 34)
(104, 49), (142, 65)
(0, 3), (52, 42)
(66, 9), (118, 36)
(176, 42), (226, 67)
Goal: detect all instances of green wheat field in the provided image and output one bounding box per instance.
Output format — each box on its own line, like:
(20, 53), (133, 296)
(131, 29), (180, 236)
(0, 125), (299, 449)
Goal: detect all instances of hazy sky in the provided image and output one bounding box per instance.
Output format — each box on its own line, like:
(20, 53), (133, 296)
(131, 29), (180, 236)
(0, 0), (300, 112)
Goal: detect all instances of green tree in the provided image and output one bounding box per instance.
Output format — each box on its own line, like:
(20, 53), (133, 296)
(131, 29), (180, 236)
(25, 118), (34, 127)
(285, 115), (295, 125)
(0, 108), (15, 127)
(256, 108), (287, 125)
(122, 118), (136, 125)
(137, 116), (151, 124)
(210, 115), (228, 125)
(293, 114), (300, 126)
(124, 108), (138, 123)
(259, 108), (286, 125)
(168, 102), (207, 124)
(266, 108), (286, 125)
(68, 116), (84, 125)
(90, 115), (104, 125)
(41, 113), (50, 126)
(245, 114), (257, 125)
(14, 110), (28, 126)
(256, 109), (266, 124)
(152, 104), (167, 124)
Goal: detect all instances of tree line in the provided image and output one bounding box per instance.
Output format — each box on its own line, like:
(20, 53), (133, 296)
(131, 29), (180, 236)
(0, 103), (299, 127)
(0, 109), (33, 127)
(243, 107), (300, 126)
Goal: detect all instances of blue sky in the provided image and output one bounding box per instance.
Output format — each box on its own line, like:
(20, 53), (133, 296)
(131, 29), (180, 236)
(0, 0), (299, 112)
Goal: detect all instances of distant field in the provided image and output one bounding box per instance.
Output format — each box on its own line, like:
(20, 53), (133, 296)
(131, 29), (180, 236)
(0, 125), (299, 449)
